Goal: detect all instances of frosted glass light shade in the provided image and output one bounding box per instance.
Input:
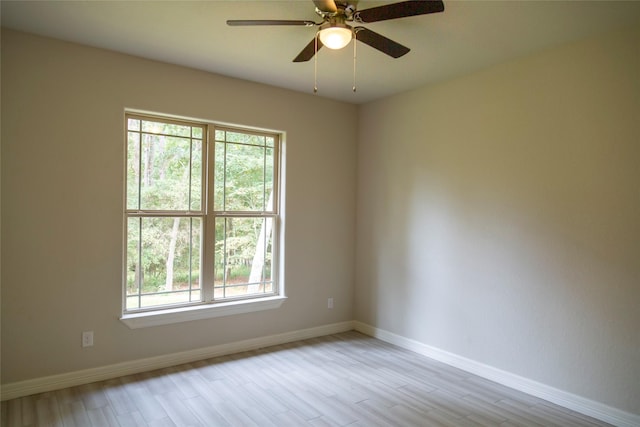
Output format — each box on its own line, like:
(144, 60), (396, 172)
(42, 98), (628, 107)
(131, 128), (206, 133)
(319, 25), (352, 50)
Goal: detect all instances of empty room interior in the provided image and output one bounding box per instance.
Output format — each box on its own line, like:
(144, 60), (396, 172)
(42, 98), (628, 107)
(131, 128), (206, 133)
(1, 1), (639, 426)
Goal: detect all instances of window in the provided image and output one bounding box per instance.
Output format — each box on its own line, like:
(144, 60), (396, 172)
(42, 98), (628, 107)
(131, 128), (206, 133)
(124, 113), (283, 326)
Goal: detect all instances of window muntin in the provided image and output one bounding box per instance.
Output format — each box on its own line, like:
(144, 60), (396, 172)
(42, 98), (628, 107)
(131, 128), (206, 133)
(125, 114), (280, 313)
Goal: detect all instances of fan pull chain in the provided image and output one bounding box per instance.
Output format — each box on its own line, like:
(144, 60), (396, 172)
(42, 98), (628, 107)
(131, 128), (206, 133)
(314, 32), (318, 94)
(353, 31), (357, 92)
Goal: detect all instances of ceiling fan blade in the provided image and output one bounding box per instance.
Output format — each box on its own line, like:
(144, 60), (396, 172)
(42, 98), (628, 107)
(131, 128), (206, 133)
(354, 27), (409, 58)
(227, 20), (316, 26)
(313, 0), (338, 13)
(293, 37), (324, 62)
(356, 0), (444, 23)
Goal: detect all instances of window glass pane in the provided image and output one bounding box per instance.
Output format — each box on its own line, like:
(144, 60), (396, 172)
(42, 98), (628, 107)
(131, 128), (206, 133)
(265, 147), (274, 211)
(140, 134), (192, 210)
(214, 142), (225, 211)
(134, 217), (202, 308)
(214, 216), (274, 299)
(190, 139), (202, 211)
(223, 143), (266, 211)
(126, 217), (140, 309)
(128, 118), (140, 131)
(139, 291), (191, 309)
(189, 217), (202, 293)
(140, 217), (172, 295)
(226, 131), (265, 146)
(214, 217), (226, 292)
(126, 296), (140, 310)
(129, 289), (201, 309)
(215, 130), (225, 141)
(214, 217), (225, 297)
(266, 136), (275, 148)
(127, 131), (140, 210)
(142, 120), (190, 137)
(263, 217), (274, 284)
(192, 127), (203, 139)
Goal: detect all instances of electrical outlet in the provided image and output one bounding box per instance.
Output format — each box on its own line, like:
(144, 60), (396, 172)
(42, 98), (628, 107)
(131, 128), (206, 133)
(82, 331), (94, 348)
(328, 297), (334, 309)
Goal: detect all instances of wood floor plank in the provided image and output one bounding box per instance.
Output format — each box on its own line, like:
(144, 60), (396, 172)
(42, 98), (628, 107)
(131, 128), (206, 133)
(210, 399), (259, 427)
(387, 403), (436, 427)
(34, 393), (63, 427)
(2, 331), (613, 427)
(65, 400), (92, 427)
(301, 391), (359, 426)
(270, 409), (312, 427)
(87, 405), (121, 427)
(306, 415), (339, 427)
(246, 381), (290, 414)
(182, 395), (229, 426)
(267, 387), (323, 421)
(4, 398), (24, 427)
(460, 395), (510, 424)
(134, 370), (180, 398)
(233, 403), (279, 427)
(155, 391), (203, 427)
(103, 378), (138, 417)
(354, 398), (404, 426)
(19, 394), (37, 426)
(114, 410), (147, 427)
(124, 382), (170, 423)
(74, 382), (109, 412)
(146, 417), (176, 427)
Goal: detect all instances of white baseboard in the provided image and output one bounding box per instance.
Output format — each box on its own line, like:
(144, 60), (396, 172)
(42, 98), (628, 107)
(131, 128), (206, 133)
(353, 321), (640, 427)
(0, 320), (354, 401)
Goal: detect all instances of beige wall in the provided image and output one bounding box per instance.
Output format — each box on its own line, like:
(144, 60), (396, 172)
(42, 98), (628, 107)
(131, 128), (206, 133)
(3, 23), (639, 416)
(1, 29), (357, 383)
(356, 26), (640, 413)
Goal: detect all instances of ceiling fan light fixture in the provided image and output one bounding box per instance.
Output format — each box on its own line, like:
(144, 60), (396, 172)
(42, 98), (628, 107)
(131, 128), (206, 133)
(318, 23), (352, 50)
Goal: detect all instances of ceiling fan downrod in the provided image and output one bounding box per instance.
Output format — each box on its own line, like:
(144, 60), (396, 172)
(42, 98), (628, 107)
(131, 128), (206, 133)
(353, 29), (357, 93)
(314, 32), (319, 94)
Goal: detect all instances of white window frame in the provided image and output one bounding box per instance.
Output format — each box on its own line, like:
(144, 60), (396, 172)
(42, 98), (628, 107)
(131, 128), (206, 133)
(121, 112), (286, 329)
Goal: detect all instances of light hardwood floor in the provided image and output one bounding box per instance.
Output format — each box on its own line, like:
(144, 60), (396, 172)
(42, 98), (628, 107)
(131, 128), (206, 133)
(2, 331), (611, 426)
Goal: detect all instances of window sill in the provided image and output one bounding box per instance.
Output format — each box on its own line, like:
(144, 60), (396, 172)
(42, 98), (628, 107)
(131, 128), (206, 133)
(120, 296), (287, 329)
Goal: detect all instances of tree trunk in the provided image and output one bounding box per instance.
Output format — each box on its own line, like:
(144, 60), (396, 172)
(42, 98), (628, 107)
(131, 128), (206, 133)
(134, 262), (142, 293)
(164, 166), (190, 292)
(164, 217), (181, 291)
(247, 191), (274, 293)
(144, 137), (154, 187)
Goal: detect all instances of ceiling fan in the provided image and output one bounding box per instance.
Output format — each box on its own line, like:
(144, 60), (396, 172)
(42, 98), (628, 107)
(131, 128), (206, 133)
(227, 0), (445, 62)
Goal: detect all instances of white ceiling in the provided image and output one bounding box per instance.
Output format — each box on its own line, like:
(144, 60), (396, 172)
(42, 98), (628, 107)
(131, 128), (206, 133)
(2, 1), (639, 104)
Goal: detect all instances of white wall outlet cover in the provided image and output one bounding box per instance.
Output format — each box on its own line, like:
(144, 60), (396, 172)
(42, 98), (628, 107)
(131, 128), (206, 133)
(82, 331), (94, 347)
